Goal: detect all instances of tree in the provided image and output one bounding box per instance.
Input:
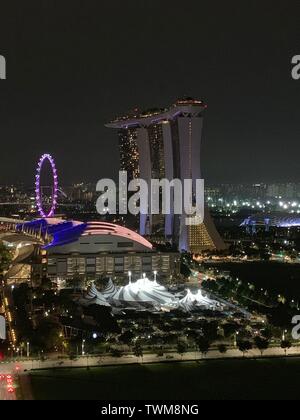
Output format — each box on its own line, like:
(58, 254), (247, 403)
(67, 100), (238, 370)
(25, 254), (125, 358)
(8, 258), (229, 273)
(281, 340), (292, 356)
(180, 262), (191, 278)
(119, 330), (134, 346)
(156, 349), (164, 357)
(133, 342), (144, 362)
(196, 337), (210, 359)
(254, 336), (269, 356)
(260, 251), (271, 261)
(0, 242), (12, 279)
(237, 340), (252, 357)
(218, 344), (227, 355)
(41, 276), (52, 291)
(34, 319), (64, 352)
(84, 304), (120, 334)
(177, 341), (187, 360)
(223, 322), (239, 339)
(67, 273), (82, 291)
(110, 348), (123, 358)
(203, 321), (219, 342)
(268, 304), (291, 328)
(261, 326), (274, 341)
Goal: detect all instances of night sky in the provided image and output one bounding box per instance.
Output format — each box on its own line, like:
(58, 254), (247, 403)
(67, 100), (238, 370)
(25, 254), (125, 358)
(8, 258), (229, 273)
(0, 1), (299, 186)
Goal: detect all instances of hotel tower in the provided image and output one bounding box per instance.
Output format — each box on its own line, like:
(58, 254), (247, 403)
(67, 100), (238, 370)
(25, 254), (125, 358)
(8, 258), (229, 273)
(106, 97), (226, 253)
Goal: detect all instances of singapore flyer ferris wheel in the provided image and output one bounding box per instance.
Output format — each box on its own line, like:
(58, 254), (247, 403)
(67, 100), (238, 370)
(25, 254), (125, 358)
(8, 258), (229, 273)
(35, 154), (58, 218)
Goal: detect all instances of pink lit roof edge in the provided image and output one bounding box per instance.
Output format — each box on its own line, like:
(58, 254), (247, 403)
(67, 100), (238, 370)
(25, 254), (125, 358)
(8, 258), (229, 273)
(83, 221), (153, 250)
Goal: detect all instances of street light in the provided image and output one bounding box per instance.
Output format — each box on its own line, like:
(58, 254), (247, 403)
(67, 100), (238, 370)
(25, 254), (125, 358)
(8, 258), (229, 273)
(26, 342), (30, 358)
(234, 331), (239, 347)
(282, 330), (288, 341)
(82, 339), (85, 356)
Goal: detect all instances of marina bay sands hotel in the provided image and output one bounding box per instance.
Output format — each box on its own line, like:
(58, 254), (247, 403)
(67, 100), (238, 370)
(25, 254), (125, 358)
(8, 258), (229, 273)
(106, 97), (226, 254)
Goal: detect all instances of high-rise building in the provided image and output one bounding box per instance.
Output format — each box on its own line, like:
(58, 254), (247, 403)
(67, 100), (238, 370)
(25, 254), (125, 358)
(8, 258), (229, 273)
(119, 128), (140, 181)
(106, 97), (226, 253)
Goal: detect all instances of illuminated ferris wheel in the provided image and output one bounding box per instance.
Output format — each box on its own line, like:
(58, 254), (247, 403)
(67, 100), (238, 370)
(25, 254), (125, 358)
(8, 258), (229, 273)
(35, 154), (58, 218)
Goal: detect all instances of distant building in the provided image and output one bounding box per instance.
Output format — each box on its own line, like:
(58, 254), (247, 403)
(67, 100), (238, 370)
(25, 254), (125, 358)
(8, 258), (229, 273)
(119, 127), (140, 181)
(240, 212), (300, 233)
(266, 183), (299, 200)
(106, 97), (226, 253)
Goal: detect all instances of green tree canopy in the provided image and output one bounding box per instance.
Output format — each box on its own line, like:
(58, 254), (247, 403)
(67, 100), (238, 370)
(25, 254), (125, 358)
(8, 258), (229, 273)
(177, 340), (188, 359)
(254, 336), (269, 355)
(218, 344), (227, 355)
(119, 330), (135, 346)
(237, 340), (253, 357)
(196, 336), (211, 357)
(133, 342), (144, 360)
(34, 319), (64, 352)
(281, 340), (292, 355)
(0, 241), (12, 278)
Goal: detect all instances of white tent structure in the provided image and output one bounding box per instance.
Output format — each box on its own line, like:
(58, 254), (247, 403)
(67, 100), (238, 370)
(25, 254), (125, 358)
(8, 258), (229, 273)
(111, 278), (177, 309)
(77, 278), (224, 313)
(178, 289), (222, 312)
(101, 278), (118, 298)
(79, 283), (111, 307)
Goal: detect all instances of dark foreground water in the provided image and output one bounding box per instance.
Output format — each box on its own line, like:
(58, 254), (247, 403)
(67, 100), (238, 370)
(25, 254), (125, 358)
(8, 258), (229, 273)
(30, 358), (300, 400)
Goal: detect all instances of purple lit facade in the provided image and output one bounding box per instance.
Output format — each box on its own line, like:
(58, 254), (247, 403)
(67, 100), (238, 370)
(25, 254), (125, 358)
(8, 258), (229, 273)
(35, 154), (58, 218)
(241, 213), (300, 229)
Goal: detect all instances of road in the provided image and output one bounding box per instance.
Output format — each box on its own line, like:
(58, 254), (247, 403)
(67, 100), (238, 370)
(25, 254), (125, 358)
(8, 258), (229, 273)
(1, 345), (300, 400)
(0, 373), (17, 400)
(1, 345), (300, 375)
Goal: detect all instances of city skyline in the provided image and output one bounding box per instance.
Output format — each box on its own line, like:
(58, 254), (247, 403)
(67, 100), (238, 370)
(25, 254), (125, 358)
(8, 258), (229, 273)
(0, 1), (299, 186)
(0, 1), (300, 402)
